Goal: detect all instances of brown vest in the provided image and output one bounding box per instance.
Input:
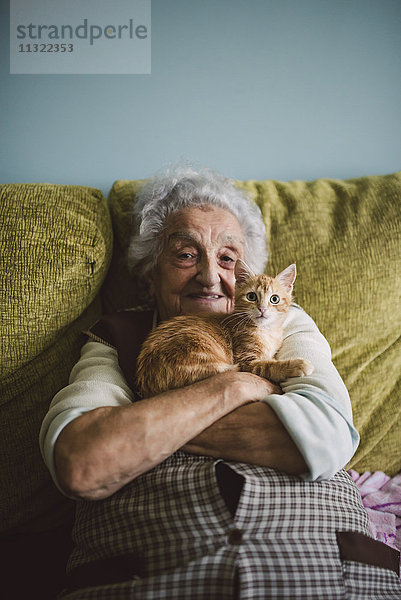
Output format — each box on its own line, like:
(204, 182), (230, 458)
(87, 309), (155, 399)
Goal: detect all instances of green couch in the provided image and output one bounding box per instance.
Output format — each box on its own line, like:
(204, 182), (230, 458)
(1, 172), (400, 597)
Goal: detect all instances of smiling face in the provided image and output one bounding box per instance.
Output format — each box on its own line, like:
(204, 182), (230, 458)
(150, 205), (245, 320)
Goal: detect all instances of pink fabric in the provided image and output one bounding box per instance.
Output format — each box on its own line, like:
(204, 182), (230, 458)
(348, 470), (401, 555)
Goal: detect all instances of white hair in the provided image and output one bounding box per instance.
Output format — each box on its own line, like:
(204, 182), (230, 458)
(128, 165), (268, 299)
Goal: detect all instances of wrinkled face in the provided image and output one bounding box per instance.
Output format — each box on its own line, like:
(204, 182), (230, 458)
(151, 205), (245, 320)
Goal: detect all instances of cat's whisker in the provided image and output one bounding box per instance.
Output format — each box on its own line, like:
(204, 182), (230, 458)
(221, 317), (246, 330)
(236, 316), (253, 330)
(229, 319), (251, 330)
(221, 311), (251, 327)
(222, 312), (252, 331)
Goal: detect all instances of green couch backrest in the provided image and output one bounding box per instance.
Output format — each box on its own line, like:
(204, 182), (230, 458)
(105, 172), (401, 477)
(0, 183), (112, 533)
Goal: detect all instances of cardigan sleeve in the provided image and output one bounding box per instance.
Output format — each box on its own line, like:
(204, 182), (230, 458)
(262, 304), (359, 481)
(39, 340), (134, 493)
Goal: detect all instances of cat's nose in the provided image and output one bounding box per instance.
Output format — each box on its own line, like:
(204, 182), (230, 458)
(258, 307), (266, 317)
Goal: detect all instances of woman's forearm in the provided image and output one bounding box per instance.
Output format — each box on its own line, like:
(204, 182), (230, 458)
(54, 371), (276, 500)
(182, 402), (308, 475)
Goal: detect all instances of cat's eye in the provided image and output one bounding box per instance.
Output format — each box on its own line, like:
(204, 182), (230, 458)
(246, 292), (258, 302)
(270, 294), (280, 304)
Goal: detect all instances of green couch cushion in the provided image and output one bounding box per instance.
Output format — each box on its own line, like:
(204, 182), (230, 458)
(105, 172), (401, 476)
(0, 184), (113, 532)
(102, 179), (145, 312)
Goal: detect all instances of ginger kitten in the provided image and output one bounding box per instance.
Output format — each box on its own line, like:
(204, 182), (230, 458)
(136, 260), (313, 398)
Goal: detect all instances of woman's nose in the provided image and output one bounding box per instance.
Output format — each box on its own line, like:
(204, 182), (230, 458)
(195, 257), (220, 287)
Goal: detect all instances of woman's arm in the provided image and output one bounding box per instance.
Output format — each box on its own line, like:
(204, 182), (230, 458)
(183, 305), (359, 481)
(41, 304), (358, 500)
(40, 341), (279, 501)
(183, 401), (308, 475)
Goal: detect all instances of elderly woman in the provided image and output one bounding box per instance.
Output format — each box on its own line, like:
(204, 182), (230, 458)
(39, 167), (400, 598)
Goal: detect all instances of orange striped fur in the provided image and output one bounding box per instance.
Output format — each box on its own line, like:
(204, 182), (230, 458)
(136, 260), (313, 398)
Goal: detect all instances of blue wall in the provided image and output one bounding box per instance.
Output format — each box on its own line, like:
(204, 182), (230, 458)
(1, 0), (400, 197)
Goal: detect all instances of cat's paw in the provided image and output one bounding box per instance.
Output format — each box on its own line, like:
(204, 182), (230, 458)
(287, 358), (314, 377)
(246, 360), (273, 379)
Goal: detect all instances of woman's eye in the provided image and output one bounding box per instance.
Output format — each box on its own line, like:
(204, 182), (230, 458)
(178, 253), (195, 260)
(270, 294), (280, 304)
(220, 255), (234, 264)
(246, 292), (258, 301)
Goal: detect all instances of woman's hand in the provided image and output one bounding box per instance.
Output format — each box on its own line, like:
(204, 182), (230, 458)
(183, 389), (309, 476)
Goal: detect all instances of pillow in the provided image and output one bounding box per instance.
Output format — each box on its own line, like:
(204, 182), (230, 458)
(105, 172), (401, 476)
(0, 183), (113, 532)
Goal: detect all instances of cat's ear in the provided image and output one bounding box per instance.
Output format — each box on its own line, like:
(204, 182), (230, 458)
(276, 263), (296, 292)
(235, 259), (255, 284)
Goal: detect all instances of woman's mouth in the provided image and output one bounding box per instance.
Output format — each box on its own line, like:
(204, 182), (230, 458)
(182, 292), (232, 314)
(188, 294), (223, 300)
